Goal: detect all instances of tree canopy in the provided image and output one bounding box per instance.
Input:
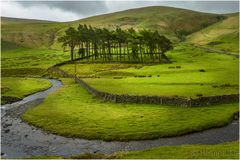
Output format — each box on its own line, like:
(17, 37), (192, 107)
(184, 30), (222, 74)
(58, 24), (173, 63)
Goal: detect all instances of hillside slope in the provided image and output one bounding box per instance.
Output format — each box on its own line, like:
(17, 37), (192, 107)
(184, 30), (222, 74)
(1, 17), (67, 48)
(73, 6), (223, 38)
(187, 13), (239, 53)
(1, 17), (55, 24)
(1, 6), (225, 49)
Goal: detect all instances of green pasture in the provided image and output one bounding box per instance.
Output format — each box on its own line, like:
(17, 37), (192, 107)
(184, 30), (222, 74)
(1, 47), (68, 69)
(1, 77), (52, 104)
(22, 78), (238, 141)
(1, 42), (69, 77)
(60, 45), (239, 98)
(71, 141), (239, 159)
(1, 6), (239, 159)
(115, 141), (239, 159)
(29, 141), (239, 159)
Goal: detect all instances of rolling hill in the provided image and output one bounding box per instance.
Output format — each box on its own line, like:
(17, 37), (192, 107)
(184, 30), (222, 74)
(1, 17), (67, 48)
(74, 6), (223, 36)
(1, 6), (229, 49)
(187, 13), (239, 53)
(1, 17), (55, 24)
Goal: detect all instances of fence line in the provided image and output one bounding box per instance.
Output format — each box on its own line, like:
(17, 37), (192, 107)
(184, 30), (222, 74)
(48, 64), (239, 107)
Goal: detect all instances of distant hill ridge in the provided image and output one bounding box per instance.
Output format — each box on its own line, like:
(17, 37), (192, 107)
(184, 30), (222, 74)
(1, 17), (56, 24)
(1, 6), (238, 49)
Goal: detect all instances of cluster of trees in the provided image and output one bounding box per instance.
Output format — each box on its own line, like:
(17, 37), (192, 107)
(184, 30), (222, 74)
(58, 24), (173, 63)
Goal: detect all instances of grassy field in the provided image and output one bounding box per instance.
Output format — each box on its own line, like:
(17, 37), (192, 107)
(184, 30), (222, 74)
(1, 47), (68, 69)
(1, 77), (52, 104)
(71, 141), (239, 159)
(187, 14), (239, 54)
(1, 41), (69, 77)
(29, 141), (239, 159)
(60, 44), (239, 98)
(22, 78), (238, 141)
(1, 6), (239, 159)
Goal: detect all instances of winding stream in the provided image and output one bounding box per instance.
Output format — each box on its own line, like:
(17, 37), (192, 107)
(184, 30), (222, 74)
(1, 79), (239, 158)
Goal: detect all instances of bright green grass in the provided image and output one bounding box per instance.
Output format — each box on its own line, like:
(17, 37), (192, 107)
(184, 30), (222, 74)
(116, 141), (239, 159)
(72, 141), (239, 159)
(29, 141), (239, 159)
(1, 77), (52, 104)
(60, 44), (239, 98)
(22, 78), (238, 141)
(1, 46), (69, 77)
(84, 77), (238, 98)
(1, 48), (69, 69)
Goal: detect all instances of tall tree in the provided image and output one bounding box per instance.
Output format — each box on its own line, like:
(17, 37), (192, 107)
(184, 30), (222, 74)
(59, 25), (173, 63)
(58, 27), (78, 61)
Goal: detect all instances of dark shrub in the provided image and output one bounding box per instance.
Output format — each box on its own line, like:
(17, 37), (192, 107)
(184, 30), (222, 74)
(199, 69), (205, 72)
(135, 66), (143, 69)
(138, 75), (146, 78)
(207, 41), (223, 46)
(196, 94), (203, 97)
(168, 66), (175, 69)
(216, 15), (226, 20)
(176, 66), (181, 69)
(148, 75), (152, 77)
(113, 76), (123, 79)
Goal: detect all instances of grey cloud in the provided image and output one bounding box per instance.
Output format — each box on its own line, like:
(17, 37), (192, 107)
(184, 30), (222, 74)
(170, 1), (239, 13)
(3, 1), (239, 22)
(16, 1), (109, 16)
(116, 1), (239, 14)
(16, 1), (239, 17)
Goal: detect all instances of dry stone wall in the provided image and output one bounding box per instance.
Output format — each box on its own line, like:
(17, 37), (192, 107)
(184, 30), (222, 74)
(48, 63), (239, 107)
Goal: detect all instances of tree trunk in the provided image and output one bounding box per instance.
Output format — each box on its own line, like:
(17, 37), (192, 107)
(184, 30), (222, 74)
(140, 44), (143, 64)
(108, 41), (111, 61)
(70, 46), (74, 61)
(119, 43), (122, 62)
(123, 44), (126, 62)
(127, 43), (130, 61)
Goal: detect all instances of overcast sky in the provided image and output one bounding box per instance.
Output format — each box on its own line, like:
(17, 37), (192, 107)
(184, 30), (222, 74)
(1, 1), (239, 22)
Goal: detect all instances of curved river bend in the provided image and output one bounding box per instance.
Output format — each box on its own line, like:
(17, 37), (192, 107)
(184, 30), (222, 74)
(1, 79), (239, 158)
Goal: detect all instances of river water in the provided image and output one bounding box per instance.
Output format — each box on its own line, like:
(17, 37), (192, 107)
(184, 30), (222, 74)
(1, 79), (239, 158)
